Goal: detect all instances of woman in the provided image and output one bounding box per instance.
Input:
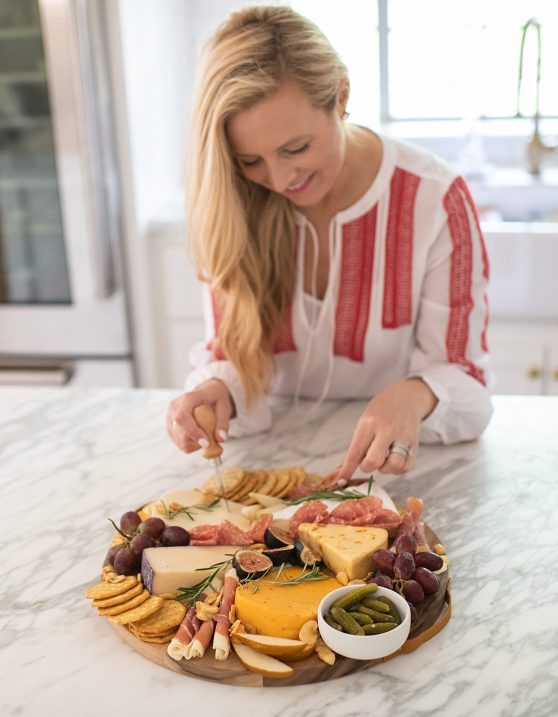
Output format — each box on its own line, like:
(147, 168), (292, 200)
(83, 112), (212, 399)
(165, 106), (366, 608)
(167, 5), (492, 480)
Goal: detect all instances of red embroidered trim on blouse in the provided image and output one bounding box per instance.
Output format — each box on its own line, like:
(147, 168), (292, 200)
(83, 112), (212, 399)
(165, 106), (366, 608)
(444, 178), (486, 385)
(382, 168), (420, 328)
(333, 206), (377, 361)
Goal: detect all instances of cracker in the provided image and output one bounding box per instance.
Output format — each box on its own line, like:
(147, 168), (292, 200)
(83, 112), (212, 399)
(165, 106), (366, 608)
(131, 599), (187, 633)
(203, 467), (244, 498)
(258, 471), (277, 497)
(269, 469), (293, 497)
(229, 472), (260, 503)
(98, 589), (150, 616)
(85, 576), (138, 600)
(108, 595), (164, 625)
(131, 629), (175, 644)
(93, 582), (144, 608)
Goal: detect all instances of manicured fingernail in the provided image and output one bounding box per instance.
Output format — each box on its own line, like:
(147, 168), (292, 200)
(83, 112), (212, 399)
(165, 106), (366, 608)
(218, 430), (227, 442)
(198, 438), (209, 448)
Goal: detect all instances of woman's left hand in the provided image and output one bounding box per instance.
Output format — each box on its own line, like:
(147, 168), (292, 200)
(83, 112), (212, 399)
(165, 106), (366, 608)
(336, 378), (438, 480)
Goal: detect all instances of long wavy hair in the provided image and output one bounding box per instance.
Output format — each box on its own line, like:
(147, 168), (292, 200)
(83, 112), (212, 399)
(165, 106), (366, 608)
(187, 5), (348, 404)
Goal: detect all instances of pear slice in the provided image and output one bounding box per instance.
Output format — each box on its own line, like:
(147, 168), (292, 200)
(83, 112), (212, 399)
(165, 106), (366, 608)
(231, 632), (307, 657)
(232, 642), (294, 679)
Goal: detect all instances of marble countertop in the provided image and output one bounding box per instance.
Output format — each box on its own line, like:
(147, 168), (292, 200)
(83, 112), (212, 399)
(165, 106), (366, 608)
(1, 388), (557, 717)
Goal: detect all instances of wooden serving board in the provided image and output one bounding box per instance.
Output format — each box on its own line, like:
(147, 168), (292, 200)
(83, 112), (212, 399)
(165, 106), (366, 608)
(110, 523), (451, 686)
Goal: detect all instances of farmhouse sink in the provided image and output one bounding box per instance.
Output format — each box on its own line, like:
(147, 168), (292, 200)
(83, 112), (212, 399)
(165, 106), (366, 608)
(467, 170), (558, 320)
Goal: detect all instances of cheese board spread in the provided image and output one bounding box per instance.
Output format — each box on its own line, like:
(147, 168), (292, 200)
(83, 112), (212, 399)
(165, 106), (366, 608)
(86, 466), (451, 686)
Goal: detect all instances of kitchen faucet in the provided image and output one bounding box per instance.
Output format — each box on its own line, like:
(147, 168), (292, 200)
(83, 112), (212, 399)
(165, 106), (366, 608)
(517, 17), (558, 175)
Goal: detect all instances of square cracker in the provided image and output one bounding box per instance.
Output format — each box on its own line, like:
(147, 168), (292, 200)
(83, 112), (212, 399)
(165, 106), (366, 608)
(98, 589), (150, 616)
(86, 575), (138, 600)
(92, 582), (144, 608)
(108, 595), (164, 625)
(131, 599), (187, 633)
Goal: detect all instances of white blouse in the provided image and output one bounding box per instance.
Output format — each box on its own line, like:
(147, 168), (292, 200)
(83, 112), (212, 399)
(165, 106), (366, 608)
(185, 135), (493, 444)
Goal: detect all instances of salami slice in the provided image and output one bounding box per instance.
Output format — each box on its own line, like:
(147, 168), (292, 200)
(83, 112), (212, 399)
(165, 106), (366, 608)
(328, 497), (383, 523)
(289, 500), (329, 537)
(247, 514), (274, 544)
(216, 520), (253, 546)
(189, 524), (219, 546)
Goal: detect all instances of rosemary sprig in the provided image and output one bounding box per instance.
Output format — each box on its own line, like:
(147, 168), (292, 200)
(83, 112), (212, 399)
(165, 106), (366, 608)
(175, 558), (232, 605)
(161, 497), (220, 521)
(273, 563), (327, 585)
(286, 488), (370, 506)
(366, 474), (374, 496)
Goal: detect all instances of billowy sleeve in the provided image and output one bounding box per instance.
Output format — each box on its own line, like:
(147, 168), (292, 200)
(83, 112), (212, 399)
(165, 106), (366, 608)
(408, 177), (494, 444)
(185, 284), (272, 437)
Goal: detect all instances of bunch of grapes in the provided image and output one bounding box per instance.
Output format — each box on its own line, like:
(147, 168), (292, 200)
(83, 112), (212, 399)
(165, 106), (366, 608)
(368, 533), (444, 619)
(105, 510), (190, 575)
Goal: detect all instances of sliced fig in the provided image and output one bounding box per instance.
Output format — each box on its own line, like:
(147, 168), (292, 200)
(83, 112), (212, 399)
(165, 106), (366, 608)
(264, 526), (294, 550)
(294, 539), (321, 567)
(261, 545), (295, 565)
(232, 549), (273, 580)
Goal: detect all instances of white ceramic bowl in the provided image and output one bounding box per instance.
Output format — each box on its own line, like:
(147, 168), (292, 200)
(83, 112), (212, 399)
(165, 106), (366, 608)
(318, 585), (411, 660)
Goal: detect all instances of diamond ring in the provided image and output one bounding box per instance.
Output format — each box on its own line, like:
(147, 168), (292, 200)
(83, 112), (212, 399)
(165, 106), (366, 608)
(389, 442), (411, 460)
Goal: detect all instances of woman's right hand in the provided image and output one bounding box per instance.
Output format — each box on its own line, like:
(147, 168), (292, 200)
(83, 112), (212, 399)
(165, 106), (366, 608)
(167, 379), (235, 453)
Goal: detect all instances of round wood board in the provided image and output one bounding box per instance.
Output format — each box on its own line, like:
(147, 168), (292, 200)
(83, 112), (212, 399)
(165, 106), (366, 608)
(109, 521), (451, 686)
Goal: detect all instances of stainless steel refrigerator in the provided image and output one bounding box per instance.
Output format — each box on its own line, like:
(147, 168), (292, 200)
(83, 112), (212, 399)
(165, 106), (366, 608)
(0, 0), (133, 386)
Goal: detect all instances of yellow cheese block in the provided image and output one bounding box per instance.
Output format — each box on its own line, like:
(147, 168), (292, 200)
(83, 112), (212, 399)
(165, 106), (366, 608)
(235, 567), (341, 640)
(297, 523), (388, 580)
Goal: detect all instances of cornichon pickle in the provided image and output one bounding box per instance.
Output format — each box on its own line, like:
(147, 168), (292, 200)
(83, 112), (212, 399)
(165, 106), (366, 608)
(324, 614), (343, 631)
(363, 622), (397, 635)
(377, 596), (401, 624)
(330, 607), (365, 635)
(350, 611), (374, 626)
(361, 598), (390, 613)
(358, 605), (396, 623)
(330, 584), (378, 611)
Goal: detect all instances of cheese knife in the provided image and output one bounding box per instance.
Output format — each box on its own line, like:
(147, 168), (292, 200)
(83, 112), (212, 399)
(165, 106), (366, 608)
(193, 404), (230, 512)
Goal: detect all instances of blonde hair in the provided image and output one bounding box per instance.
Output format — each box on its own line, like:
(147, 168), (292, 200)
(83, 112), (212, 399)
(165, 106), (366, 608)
(188, 5), (348, 403)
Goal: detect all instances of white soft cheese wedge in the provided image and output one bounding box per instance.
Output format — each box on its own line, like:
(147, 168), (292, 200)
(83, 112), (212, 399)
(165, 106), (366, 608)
(297, 524), (388, 580)
(141, 546), (230, 596)
(143, 489), (250, 532)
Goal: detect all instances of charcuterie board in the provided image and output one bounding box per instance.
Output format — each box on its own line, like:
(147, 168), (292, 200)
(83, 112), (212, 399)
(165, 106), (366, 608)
(109, 522), (451, 687)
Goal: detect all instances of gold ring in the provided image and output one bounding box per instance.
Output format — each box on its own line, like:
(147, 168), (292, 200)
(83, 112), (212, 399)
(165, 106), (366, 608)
(389, 442), (411, 459)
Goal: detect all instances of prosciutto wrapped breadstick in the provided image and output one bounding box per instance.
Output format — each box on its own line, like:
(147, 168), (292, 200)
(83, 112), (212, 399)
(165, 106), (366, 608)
(167, 578), (223, 661)
(212, 567), (239, 660)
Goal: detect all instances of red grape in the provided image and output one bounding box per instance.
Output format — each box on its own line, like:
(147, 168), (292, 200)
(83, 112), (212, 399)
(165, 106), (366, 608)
(368, 574), (393, 589)
(372, 549), (396, 576)
(104, 544), (124, 566)
(402, 579), (425, 605)
(139, 517), (166, 540)
(393, 533), (418, 555)
(414, 567), (440, 595)
(114, 547), (141, 575)
(130, 533), (155, 555)
(407, 601), (418, 623)
(160, 526), (190, 547)
(414, 551), (444, 572)
(120, 511), (141, 535)
(394, 552), (415, 580)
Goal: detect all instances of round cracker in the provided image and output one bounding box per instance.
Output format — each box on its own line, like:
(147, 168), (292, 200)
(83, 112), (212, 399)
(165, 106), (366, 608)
(108, 595), (164, 625)
(131, 599), (186, 634)
(92, 582), (144, 608)
(268, 469), (293, 497)
(86, 575), (138, 600)
(98, 589), (150, 616)
(258, 471), (277, 497)
(131, 630), (175, 644)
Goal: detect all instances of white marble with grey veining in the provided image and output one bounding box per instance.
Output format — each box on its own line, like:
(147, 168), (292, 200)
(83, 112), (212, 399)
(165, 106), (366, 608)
(1, 388), (557, 717)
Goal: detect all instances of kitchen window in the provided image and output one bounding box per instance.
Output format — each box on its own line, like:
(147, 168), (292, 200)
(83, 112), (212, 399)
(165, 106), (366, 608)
(291, 0), (558, 130)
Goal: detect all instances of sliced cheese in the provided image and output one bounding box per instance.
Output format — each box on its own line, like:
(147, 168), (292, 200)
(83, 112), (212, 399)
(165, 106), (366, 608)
(234, 566), (340, 640)
(297, 523), (388, 580)
(141, 546), (233, 596)
(143, 490), (250, 532)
